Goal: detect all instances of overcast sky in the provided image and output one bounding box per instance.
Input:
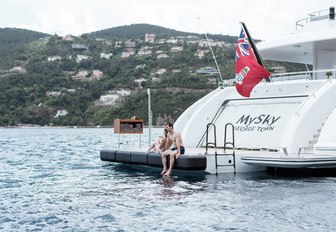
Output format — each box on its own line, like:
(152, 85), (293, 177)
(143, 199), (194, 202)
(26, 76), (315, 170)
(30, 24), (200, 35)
(1, 0), (335, 40)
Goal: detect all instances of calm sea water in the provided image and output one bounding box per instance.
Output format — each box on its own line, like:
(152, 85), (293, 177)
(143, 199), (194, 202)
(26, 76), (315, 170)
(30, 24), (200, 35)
(1, 127), (336, 231)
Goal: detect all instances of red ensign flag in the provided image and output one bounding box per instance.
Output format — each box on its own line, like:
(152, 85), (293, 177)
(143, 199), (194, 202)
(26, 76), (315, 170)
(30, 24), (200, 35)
(235, 26), (270, 97)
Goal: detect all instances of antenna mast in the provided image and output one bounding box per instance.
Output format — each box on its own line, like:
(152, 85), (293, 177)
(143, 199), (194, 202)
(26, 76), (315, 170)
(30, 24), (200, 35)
(198, 17), (224, 87)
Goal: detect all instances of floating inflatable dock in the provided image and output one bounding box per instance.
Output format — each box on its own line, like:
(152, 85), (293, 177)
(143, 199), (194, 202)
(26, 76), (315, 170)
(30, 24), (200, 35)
(100, 149), (207, 171)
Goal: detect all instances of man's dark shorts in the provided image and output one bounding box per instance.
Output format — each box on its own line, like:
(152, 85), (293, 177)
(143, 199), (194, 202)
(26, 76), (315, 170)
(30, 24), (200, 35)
(171, 146), (185, 154)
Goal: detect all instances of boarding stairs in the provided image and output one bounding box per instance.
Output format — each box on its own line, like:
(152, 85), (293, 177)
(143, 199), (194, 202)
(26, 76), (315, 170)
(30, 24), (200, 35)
(303, 128), (321, 154)
(302, 116), (330, 154)
(205, 122), (236, 174)
(293, 78), (336, 155)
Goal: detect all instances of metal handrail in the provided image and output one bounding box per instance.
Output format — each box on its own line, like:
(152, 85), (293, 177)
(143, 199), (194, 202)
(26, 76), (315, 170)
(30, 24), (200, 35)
(271, 69), (336, 78)
(205, 122), (217, 152)
(221, 69), (336, 87)
(296, 8), (330, 31)
(224, 123), (235, 153)
(295, 77), (333, 117)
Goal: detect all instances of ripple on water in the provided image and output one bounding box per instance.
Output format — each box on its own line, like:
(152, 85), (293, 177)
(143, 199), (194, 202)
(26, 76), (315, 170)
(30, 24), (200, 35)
(1, 128), (336, 231)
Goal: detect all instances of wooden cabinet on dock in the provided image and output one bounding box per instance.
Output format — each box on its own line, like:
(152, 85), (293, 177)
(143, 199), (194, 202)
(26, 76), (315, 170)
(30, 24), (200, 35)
(114, 119), (144, 134)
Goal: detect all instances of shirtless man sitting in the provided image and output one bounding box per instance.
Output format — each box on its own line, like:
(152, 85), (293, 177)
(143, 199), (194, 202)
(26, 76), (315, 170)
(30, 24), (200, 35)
(161, 123), (185, 176)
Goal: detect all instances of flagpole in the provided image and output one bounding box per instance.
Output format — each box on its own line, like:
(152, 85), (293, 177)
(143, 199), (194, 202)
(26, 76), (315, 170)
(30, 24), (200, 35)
(147, 88), (152, 146)
(240, 22), (271, 82)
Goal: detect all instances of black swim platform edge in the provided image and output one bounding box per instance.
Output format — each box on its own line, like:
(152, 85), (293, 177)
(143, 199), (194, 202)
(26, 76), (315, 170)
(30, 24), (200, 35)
(100, 149), (207, 171)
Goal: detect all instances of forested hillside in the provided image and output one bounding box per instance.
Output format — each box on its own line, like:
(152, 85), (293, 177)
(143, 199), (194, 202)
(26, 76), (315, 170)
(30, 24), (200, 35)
(86, 23), (238, 43)
(0, 28), (49, 69)
(0, 24), (299, 127)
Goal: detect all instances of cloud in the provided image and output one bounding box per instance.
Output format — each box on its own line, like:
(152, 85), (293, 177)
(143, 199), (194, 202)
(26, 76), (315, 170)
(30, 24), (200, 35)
(1, 0), (336, 39)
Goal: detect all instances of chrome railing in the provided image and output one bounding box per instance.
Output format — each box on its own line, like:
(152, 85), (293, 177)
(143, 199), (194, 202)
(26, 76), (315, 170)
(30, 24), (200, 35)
(271, 69), (335, 81)
(296, 8), (332, 31)
(222, 69), (336, 87)
(294, 77), (334, 117)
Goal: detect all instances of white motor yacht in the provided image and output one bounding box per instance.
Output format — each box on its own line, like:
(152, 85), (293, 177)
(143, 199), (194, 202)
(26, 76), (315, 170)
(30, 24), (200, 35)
(101, 7), (336, 174)
(175, 7), (336, 173)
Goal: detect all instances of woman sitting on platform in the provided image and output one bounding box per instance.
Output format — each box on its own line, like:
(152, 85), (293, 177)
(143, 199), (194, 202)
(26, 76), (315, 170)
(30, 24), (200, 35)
(148, 129), (171, 153)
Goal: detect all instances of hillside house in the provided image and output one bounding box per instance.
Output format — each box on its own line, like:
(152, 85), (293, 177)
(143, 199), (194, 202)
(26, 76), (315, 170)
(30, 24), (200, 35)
(96, 90), (131, 106)
(156, 68), (167, 75)
(71, 70), (90, 80)
(135, 64), (146, 69)
(47, 56), (61, 61)
(157, 54), (169, 59)
(100, 53), (113, 59)
(134, 78), (146, 88)
(125, 40), (136, 48)
(10, 66), (26, 73)
(91, 70), (103, 80)
(63, 35), (74, 41)
(121, 51), (135, 58)
(166, 38), (178, 44)
(72, 43), (88, 50)
(207, 77), (217, 84)
(76, 55), (90, 63)
(196, 67), (218, 74)
(115, 41), (123, 48)
(194, 49), (210, 59)
(156, 39), (166, 44)
(145, 33), (156, 42)
(96, 39), (112, 46)
(46, 91), (61, 97)
(171, 46), (183, 52)
(54, 109), (68, 118)
(137, 49), (152, 56)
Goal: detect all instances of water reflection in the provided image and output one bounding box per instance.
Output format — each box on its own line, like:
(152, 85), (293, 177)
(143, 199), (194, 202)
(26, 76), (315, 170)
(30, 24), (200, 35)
(160, 175), (175, 188)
